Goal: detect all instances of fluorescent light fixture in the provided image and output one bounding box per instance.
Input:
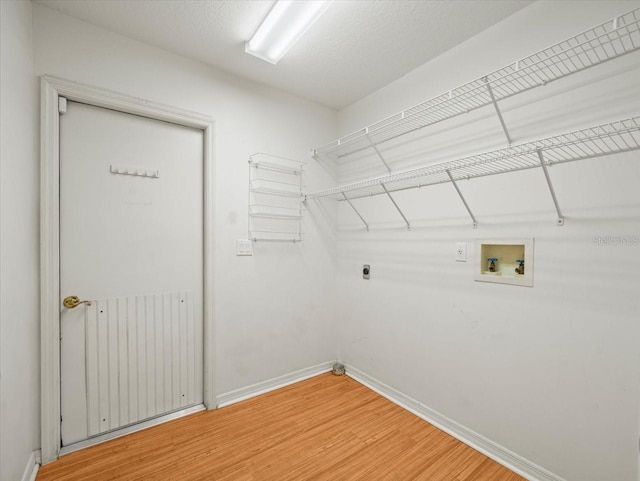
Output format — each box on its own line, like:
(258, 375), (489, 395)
(246, 0), (332, 65)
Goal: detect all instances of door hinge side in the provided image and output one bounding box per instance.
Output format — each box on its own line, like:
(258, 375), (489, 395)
(58, 97), (67, 115)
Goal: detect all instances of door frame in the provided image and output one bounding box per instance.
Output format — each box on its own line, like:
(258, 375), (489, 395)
(40, 75), (216, 464)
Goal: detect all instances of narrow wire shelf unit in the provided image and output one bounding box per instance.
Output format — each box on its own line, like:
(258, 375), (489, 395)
(305, 117), (640, 228)
(313, 9), (640, 162)
(248, 153), (305, 242)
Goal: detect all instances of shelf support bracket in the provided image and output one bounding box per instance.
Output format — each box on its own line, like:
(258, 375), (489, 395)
(484, 78), (512, 145)
(537, 149), (564, 226)
(366, 133), (392, 172)
(342, 192), (369, 231)
(446, 170), (478, 228)
(381, 183), (410, 230)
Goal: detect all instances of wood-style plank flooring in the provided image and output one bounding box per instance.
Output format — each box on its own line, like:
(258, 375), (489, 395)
(37, 373), (524, 480)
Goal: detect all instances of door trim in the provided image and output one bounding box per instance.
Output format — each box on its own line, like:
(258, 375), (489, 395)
(40, 75), (216, 464)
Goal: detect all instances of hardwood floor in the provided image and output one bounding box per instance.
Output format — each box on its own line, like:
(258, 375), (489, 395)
(37, 373), (524, 481)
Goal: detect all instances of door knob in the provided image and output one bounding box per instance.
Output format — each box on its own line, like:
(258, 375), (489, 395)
(63, 295), (92, 309)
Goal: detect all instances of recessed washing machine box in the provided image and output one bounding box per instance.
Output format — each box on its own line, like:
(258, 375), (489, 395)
(475, 239), (534, 287)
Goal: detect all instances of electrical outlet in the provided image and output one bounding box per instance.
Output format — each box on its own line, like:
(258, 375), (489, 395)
(455, 242), (467, 262)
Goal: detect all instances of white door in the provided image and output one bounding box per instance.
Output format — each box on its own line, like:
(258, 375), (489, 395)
(59, 101), (204, 446)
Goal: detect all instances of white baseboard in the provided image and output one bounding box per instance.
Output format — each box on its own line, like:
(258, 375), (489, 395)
(20, 450), (41, 481)
(216, 361), (335, 408)
(345, 364), (565, 481)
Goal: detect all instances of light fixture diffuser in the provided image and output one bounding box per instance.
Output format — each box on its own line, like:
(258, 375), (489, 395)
(246, 0), (332, 65)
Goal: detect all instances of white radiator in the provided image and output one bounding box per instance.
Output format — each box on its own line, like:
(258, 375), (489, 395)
(84, 291), (198, 436)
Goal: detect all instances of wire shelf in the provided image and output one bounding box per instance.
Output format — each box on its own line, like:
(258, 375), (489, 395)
(249, 152), (305, 175)
(249, 230), (304, 242)
(313, 8), (640, 160)
(249, 187), (304, 198)
(249, 207), (302, 220)
(249, 179), (305, 197)
(305, 117), (640, 201)
(249, 204), (304, 220)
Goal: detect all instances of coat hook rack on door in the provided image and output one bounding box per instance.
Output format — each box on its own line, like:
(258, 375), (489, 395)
(110, 164), (160, 178)
(248, 153), (305, 243)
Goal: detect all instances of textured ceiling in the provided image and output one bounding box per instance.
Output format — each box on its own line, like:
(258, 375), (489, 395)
(34, 0), (533, 110)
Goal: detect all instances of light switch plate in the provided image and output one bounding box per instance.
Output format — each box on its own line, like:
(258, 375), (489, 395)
(455, 242), (467, 262)
(237, 239), (252, 256)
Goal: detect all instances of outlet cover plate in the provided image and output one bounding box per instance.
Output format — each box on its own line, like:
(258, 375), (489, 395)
(237, 239), (252, 256)
(363, 264), (370, 280)
(455, 242), (467, 262)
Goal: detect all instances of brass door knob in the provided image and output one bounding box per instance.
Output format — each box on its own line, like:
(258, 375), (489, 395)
(63, 295), (92, 309)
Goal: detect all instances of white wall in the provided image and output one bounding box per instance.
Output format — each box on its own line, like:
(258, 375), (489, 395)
(31, 4), (339, 401)
(0, 1), (40, 480)
(334, 2), (640, 480)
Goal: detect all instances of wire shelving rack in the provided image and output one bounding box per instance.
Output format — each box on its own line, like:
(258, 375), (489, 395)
(312, 9), (640, 165)
(248, 153), (305, 242)
(305, 117), (640, 229)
